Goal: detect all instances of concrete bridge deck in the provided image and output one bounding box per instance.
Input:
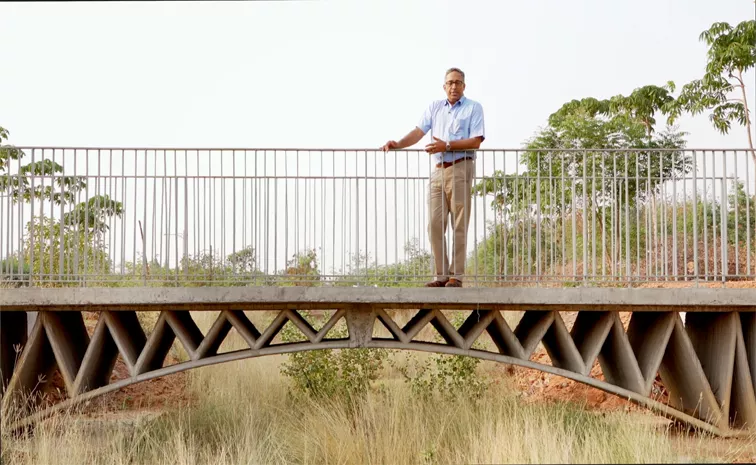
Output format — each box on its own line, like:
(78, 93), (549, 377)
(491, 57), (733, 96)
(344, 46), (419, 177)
(2, 286), (755, 312)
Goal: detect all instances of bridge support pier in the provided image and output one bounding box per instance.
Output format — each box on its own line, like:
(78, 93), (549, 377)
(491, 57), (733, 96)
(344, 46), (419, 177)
(346, 306), (375, 348)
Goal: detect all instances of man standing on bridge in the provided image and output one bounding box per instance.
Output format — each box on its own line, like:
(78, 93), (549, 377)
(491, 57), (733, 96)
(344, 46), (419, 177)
(382, 67), (485, 288)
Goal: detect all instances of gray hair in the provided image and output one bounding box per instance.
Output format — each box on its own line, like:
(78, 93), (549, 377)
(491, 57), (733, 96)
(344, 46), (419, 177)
(445, 67), (465, 81)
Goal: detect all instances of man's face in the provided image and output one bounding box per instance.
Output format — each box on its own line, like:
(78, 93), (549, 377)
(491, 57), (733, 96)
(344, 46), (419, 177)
(443, 71), (465, 104)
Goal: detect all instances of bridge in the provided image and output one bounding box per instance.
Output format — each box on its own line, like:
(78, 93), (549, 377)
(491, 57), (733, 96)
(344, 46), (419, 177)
(1, 146), (755, 436)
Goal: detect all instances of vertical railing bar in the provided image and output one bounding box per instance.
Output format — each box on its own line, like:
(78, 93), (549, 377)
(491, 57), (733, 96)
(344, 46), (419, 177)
(183, 150), (188, 281)
(583, 151), (589, 283)
(332, 151), (336, 281)
(142, 150), (148, 284)
(174, 151), (179, 285)
(127, 150), (135, 284)
(0, 146), (6, 278)
(373, 150), (377, 279)
(572, 153), (578, 281)
(382, 149), (387, 282)
(681, 150), (688, 281)
(703, 150), (709, 279)
(646, 149), (653, 280)
(49, 149), (57, 282)
(251, 150), (256, 284)
(721, 150), (728, 282)
(16, 154), (23, 285)
(745, 149), (752, 278)
(536, 150), (542, 280)
(84, 149), (92, 286)
(160, 150), (166, 273)
(592, 153), (597, 280)
(502, 151), (508, 282)
(561, 150), (566, 282)
(493, 148), (499, 285)
(609, 153), (617, 281)
(660, 147), (668, 280)
(671, 149), (678, 280)
(232, 149), (238, 281)
(624, 151), (630, 282)
(733, 150), (740, 277)
(616, 153), (622, 281)
(73, 150), (80, 282)
(151, 151), (158, 282)
(692, 150), (699, 280)
(633, 151), (636, 282)
(274, 150), (278, 282)
(57, 148), (65, 283)
(366, 150), (370, 284)
(547, 152), (553, 281)
(29, 148), (36, 284)
(266, 150), (271, 278)
(601, 152), (614, 281)
(711, 150), (718, 280)
(294, 150), (299, 282)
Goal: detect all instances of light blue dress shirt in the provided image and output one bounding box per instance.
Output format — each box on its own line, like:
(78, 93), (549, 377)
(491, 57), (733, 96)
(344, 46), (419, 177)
(416, 95), (486, 164)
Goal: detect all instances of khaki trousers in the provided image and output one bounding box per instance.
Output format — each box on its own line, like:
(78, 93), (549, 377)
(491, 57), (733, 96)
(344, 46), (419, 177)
(428, 158), (474, 280)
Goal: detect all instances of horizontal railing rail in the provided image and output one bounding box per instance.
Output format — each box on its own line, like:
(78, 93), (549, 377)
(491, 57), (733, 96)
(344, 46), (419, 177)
(1, 147), (754, 287)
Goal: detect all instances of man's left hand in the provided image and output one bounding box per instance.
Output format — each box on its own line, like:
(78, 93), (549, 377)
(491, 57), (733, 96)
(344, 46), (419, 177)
(425, 137), (447, 154)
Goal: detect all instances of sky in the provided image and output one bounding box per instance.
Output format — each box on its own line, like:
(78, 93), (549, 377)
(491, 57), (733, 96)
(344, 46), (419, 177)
(1, 0), (755, 278)
(2, 0), (754, 149)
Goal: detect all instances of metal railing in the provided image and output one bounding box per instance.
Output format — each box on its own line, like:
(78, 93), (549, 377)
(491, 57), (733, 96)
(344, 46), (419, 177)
(1, 147), (754, 287)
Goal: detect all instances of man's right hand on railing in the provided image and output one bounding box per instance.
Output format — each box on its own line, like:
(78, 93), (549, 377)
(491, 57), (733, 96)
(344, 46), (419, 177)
(381, 127), (425, 152)
(381, 140), (399, 151)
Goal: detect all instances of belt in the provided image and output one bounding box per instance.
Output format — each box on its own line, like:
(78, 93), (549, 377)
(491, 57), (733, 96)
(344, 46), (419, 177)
(436, 157), (474, 169)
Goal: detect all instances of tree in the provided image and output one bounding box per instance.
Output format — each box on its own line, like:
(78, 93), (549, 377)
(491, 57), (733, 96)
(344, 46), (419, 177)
(1, 126), (124, 284)
(670, 20), (755, 181)
(0, 127), (86, 207)
(669, 20), (755, 277)
(474, 92), (689, 216)
(472, 90), (690, 278)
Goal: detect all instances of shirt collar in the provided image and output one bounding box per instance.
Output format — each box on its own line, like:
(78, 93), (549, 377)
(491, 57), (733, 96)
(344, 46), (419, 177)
(445, 95), (467, 107)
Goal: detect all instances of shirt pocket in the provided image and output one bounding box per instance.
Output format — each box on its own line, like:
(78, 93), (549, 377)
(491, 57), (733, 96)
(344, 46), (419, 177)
(451, 113), (471, 137)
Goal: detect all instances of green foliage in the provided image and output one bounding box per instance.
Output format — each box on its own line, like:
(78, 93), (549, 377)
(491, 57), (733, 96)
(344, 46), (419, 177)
(8, 216), (114, 285)
(392, 312), (490, 401)
(0, 126), (24, 173)
(226, 245), (256, 274)
(397, 353), (489, 402)
(0, 126), (125, 285)
(468, 189), (756, 281)
(338, 239), (433, 287)
(281, 248), (321, 286)
(473, 94), (691, 220)
(280, 312), (388, 402)
(62, 195), (124, 234)
(669, 20), (755, 136)
(0, 127), (87, 205)
(118, 246), (270, 287)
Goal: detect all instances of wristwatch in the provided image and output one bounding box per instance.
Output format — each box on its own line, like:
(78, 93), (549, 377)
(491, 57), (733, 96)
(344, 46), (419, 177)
(445, 141), (451, 152)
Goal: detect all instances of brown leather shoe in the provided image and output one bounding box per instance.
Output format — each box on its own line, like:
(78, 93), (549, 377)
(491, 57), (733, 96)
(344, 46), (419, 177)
(425, 279), (449, 287)
(445, 278), (463, 287)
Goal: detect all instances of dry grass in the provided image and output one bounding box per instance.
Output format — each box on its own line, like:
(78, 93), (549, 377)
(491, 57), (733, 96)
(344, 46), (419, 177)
(1, 311), (752, 464)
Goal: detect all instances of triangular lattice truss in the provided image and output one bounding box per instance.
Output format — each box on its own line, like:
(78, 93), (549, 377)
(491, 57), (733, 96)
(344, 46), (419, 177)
(2, 308), (755, 435)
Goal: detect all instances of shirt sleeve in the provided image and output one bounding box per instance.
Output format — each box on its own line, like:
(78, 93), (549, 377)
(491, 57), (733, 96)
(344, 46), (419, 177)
(416, 102), (434, 134)
(469, 103), (485, 140)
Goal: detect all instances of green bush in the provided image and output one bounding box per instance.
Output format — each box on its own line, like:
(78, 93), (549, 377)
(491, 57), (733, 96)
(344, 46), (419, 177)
(279, 311), (387, 403)
(392, 312), (490, 401)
